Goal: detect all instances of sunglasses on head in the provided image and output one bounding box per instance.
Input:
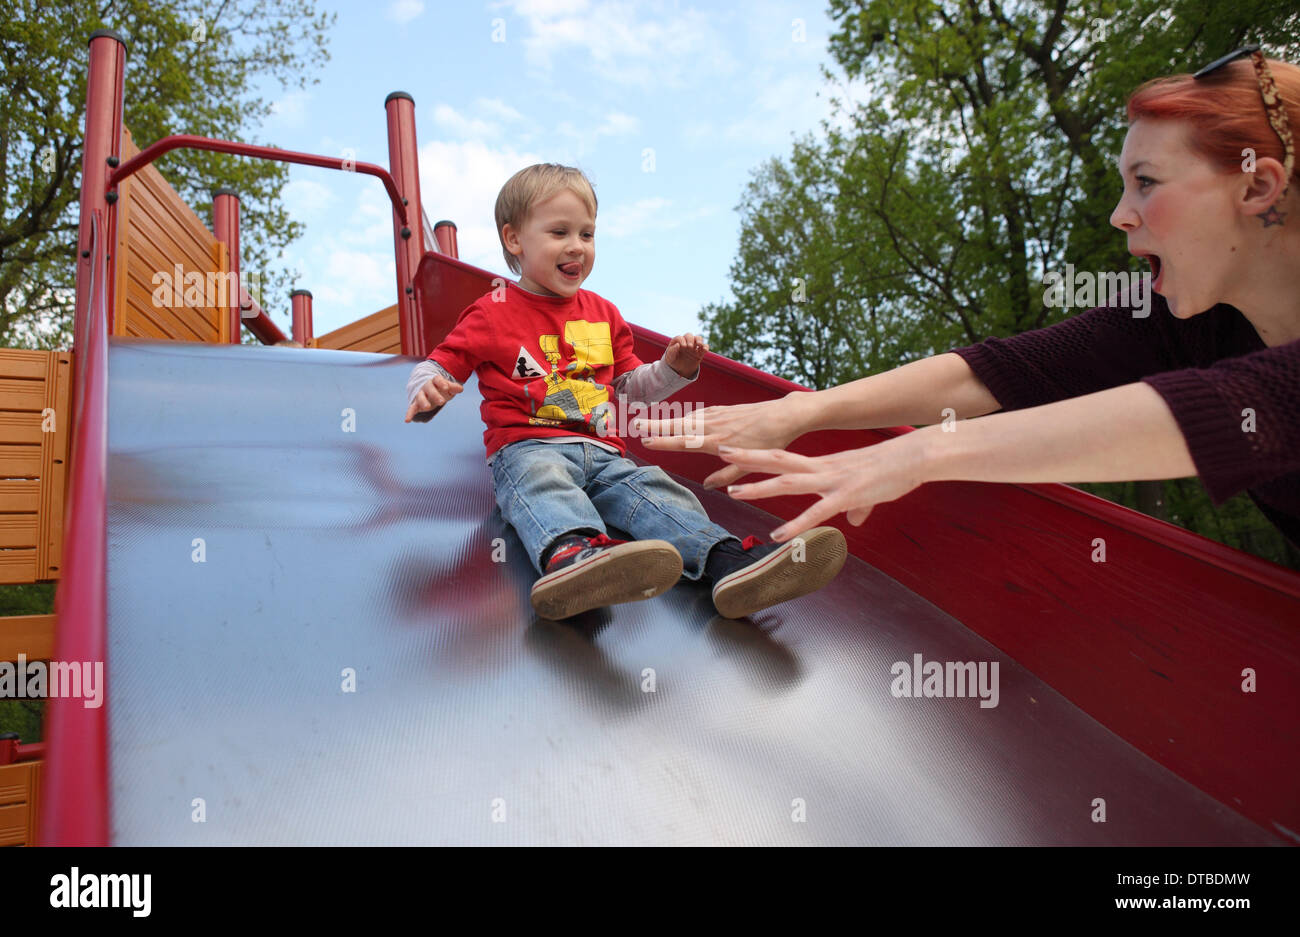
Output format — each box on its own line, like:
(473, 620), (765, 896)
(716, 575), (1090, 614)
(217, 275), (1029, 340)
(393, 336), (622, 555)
(1194, 45), (1295, 197)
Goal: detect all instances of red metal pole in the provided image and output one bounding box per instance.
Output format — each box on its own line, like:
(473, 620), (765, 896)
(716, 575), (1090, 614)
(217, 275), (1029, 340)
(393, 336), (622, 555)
(240, 291), (289, 345)
(74, 30), (125, 361)
(291, 289), (314, 345)
(43, 30), (125, 848)
(385, 91), (425, 357)
(433, 220), (459, 259)
(110, 135), (407, 223)
(213, 188), (241, 343)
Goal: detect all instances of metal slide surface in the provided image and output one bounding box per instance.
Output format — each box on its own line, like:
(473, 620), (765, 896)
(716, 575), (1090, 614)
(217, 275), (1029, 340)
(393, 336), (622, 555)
(104, 338), (1280, 845)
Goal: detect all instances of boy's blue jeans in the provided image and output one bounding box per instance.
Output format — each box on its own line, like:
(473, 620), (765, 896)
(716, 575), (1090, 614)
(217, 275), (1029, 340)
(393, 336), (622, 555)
(489, 438), (740, 578)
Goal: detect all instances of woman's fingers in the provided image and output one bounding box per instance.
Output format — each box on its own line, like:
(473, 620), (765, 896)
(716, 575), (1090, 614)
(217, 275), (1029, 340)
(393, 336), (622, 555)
(633, 407), (714, 440)
(638, 432), (711, 452)
(716, 446), (815, 474)
(770, 496), (848, 542)
(702, 462), (748, 489)
(725, 471), (824, 500)
(846, 506), (873, 526)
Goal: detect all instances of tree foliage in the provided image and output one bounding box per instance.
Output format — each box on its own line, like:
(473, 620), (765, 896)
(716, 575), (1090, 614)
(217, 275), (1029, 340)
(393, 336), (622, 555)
(0, 0), (335, 348)
(706, 0), (1300, 380)
(702, 0), (1300, 567)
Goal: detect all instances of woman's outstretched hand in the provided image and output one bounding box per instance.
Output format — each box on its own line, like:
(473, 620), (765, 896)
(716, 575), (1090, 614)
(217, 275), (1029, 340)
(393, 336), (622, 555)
(634, 396), (805, 490)
(717, 435), (929, 542)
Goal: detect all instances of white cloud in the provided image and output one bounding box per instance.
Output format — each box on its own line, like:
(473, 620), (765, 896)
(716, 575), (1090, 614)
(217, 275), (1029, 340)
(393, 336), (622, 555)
(281, 179), (335, 220)
(432, 105), (498, 141)
(387, 0), (425, 24)
(619, 288), (708, 337)
(431, 99), (529, 142)
(506, 0), (737, 88)
(476, 98), (525, 123)
(599, 196), (671, 238)
(269, 91), (311, 128)
(599, 197), (717, 239)
(596, 112), (639, 136)
(548, 110), (642, 158)
(685, 69), (831, 147)
(314, 249), (396, 312)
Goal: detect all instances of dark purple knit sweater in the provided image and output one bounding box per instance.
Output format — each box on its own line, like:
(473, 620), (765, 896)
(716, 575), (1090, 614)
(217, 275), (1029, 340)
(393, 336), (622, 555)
(951, 296), (1300, 546)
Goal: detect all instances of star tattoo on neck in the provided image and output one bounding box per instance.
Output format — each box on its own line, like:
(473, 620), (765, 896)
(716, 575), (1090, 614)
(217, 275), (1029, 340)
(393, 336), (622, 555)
(1258, 204), (1287, 227)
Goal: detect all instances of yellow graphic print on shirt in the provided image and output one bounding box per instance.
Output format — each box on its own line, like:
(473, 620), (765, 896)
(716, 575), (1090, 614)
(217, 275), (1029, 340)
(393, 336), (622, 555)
(523, 319), (614, 436)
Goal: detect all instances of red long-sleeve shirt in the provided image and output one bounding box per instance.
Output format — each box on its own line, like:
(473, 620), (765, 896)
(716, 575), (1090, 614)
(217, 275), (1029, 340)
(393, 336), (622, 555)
(951, 297), (1300, 546)
(423, 282), (650, 460)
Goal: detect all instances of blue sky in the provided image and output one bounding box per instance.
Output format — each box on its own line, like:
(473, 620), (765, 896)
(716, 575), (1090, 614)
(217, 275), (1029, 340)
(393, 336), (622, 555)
(256, 0), (845, 341)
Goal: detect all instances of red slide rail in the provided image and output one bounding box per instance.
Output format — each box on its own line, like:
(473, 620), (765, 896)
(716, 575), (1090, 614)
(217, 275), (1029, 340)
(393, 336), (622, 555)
(109, 134), (408, 225)
(39, 212), (111, 845)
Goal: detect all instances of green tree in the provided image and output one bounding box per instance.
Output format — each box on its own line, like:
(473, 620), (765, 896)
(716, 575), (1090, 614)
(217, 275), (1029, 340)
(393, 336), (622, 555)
(0, 0), (335, 349)
(702, 0), (1300, 568)
(0, 583), (55, 743)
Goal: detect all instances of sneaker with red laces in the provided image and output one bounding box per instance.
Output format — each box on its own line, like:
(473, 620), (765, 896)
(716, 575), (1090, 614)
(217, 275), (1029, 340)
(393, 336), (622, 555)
(710, 526), (847, 619)
(530, 533), (683, 620)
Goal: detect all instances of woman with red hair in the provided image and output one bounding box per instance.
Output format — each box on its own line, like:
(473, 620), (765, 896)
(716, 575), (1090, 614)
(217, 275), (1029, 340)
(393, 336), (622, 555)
(639, 48), (1300, 549)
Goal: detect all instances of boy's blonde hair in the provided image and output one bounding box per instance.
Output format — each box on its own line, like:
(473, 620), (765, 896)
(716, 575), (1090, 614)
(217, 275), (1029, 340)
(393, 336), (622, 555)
(495, 164), (598, 274)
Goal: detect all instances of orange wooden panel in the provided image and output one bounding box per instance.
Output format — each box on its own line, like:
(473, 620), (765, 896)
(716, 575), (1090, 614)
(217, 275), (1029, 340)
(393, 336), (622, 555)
(0, 552), (36, 584)
(0, 763), (34, 806)
(120, 131), (215, 252)
(315, 305), (400, 352)
(0, 481), (40, 512)
(0, 765), (27, 806)
(41, 351), (71, 579)
(0, 803), (29, 847)
(25, 761), (40, 845)
(0, 413), (42, 445)
(121, 231), (220, 338)
(0, 378), (46, 412)
(0, 445), (41, 476)
(0, 614), (54, 661)
(0, 350), (49, 379)
(116, 127), (225, 344)
(0, 515), (38, 549)
(125, 186), (219, 277)
(123, 278), (211, 342)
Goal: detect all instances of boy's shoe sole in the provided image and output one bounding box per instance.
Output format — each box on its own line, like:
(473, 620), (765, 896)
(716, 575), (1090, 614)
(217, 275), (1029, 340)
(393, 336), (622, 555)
(712, 526), (848, 619)
(530, 539), (683, 620)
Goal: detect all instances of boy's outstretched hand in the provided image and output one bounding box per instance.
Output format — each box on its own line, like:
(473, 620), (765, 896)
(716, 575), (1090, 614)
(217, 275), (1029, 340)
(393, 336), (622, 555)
(405, 374), (464, 423)
(664, 333), (709, 379)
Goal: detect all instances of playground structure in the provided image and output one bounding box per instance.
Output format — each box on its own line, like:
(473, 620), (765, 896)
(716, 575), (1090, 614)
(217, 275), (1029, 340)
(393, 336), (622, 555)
(1, 30), (1297, 845)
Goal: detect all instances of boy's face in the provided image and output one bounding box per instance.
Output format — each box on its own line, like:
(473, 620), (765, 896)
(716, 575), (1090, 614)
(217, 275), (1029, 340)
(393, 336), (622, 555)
(502, 188), (595, 298)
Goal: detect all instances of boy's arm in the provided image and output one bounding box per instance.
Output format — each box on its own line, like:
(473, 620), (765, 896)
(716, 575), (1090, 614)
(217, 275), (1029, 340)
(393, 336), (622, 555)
(612, 358), (697, 406)
(405, 360), (464, 422)
(608, 313), (705, 405)
(404, 304), (482, 422)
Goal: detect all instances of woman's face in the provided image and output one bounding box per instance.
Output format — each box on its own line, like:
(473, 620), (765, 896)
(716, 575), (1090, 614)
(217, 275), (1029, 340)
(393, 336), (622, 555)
(1110, 118), (1246, 318)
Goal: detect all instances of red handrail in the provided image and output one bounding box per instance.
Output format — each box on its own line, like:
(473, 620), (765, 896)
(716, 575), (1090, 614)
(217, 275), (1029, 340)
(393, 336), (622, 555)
(109, 134), (409, 227)
(39, 211), (111, 846)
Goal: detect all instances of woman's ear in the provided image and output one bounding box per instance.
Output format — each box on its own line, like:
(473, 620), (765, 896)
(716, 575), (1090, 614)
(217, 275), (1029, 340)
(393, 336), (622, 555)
(1238, 154), (1291, 224)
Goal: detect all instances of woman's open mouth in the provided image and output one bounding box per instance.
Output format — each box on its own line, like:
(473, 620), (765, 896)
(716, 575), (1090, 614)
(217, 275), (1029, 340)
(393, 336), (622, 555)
(1138, 252), (1163, 292)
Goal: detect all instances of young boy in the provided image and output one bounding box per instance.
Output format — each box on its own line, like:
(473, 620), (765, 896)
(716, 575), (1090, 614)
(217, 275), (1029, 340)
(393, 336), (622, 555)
(404, 164), (846, 620)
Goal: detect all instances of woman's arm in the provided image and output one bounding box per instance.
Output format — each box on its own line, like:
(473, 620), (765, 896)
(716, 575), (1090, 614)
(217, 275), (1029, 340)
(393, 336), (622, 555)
(920, 381), (1195, 485)
(637, 351), (1000, 488)
(721, 381), (1197, 541)
(785, 351), (1001, 433)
